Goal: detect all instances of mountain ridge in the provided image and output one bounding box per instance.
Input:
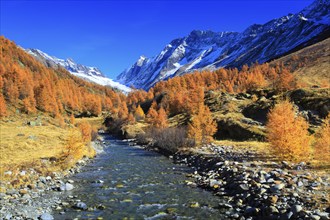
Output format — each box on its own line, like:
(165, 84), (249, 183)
(25, 48), (131, 93)
(117, 0), (330, 90)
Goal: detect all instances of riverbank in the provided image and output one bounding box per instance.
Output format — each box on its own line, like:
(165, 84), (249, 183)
(127, 138), (330, 220)
(0, 137), (106, 220)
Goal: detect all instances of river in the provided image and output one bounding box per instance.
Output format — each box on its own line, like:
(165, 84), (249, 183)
(54, 136), (225, 219)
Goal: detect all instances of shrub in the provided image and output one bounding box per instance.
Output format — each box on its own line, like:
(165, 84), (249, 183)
(137, 127), (192, 154)
(78, 121), (92, 142)
(313, 115), (330, 163)
(153, 127), (192, 153)
(266, 100), (311, 162)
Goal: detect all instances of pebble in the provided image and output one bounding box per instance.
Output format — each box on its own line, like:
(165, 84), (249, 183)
(269, 206), (279, 214)
(0, 152), (95, 219)
(286, 211), (294, 219)
(239, 184), (249, 191)
(4, 171), (12, 175)
(73, 202), (88, 210)
(270, 183), (285, 193)
(39, 213), (54, 220)
(19, 189), (28, 195)
(291, 205), (303, 214)
(60, 183), (74, 191)
(270, 195), (278, 204)
(310, 215), (321, 220)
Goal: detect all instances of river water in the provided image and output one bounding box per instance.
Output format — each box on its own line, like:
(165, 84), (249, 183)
(54, 136), (225, 219)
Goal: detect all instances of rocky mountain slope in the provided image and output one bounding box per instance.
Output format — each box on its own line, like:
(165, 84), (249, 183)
(26, 49), (131, 93)
(117, 0), (330, 90)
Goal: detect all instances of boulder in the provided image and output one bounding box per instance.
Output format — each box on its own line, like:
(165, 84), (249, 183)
(60, 183), (74, 191)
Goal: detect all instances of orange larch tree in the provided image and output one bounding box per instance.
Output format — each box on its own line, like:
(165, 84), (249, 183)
(187, 103), (217, 145)
(266, 100), (311, 161)
(313, 115), (330, 163)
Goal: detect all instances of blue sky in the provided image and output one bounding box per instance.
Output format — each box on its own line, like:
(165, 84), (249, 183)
(1, 0), (313, 78)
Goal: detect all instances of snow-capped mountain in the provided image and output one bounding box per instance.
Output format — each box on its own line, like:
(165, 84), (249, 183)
(117, 0), (330, 90)
(26, 49), (131, 93)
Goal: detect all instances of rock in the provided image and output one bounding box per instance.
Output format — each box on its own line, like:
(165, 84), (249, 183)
(61, 202), (70, 206)
(28, 184), (36, 189)
(297, 181), (304, 187)
(73, 202), (87, 210)
(269, 206), (279, 214)
(219, 203), (233, 209)
(6, 189), (18, 195)
(28, 121), (36, 126)
(28, 135), (37, 140)
(245, 207), (259, 215)
(19, 170), (26, 176)
(4, 171), (12, 175)
(166, 207), (177, 214)
(116, 184), (124, 188)
(190, 202), (200, 208)
(67, 179), (74, 183)
(291, 205), (303, 214)
(270, 183), (285, 193)
(259, 188), (267, 194)
(39, 176), (47, 184)
(310, 215), (321, 220)
(286, 211), (294, 219)
(46, 176), (52, 181)
(60, 183), (74, 191)
(210, 179), (221, 188)
(239, 184), (249, 191)
(314, 211), (330, 220)
(97, 204), (106, 210)
(19, 189), (28, 195)
(270, 195), (278, 204)
(39, 213), (54, 220)
(267, 178), (275, 183)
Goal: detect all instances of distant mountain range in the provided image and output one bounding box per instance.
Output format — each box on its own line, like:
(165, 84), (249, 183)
(25, 49), (131, 93)
(117, 0), (330, 90)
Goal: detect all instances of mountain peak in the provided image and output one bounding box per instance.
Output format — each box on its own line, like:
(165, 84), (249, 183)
(117, 0), (330, 90)
(26, 48), (131, 93)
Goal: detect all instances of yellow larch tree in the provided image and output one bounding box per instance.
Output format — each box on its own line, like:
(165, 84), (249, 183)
(266, 100), (311, 161)
(188, 103), (217, 145)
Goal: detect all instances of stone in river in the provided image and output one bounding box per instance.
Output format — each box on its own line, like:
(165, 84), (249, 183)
(60, 183), (74, 191)
(73, 202), (88, 210)
(39, 213), (54, 220)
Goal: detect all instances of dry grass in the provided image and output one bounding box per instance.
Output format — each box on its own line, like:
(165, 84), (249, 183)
(0, 115), (97, 186)
(122, 122), (148, 138)
(75, 117), (104, 129)
(272, 38), (330, 88)
(214, 139), (271, 153)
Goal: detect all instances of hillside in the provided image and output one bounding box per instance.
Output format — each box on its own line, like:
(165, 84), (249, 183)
(271, 37), (330, 88)
(117, 0), (330, 90)
(0, 36), (125, 118)
(0, 36), (125, 189)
